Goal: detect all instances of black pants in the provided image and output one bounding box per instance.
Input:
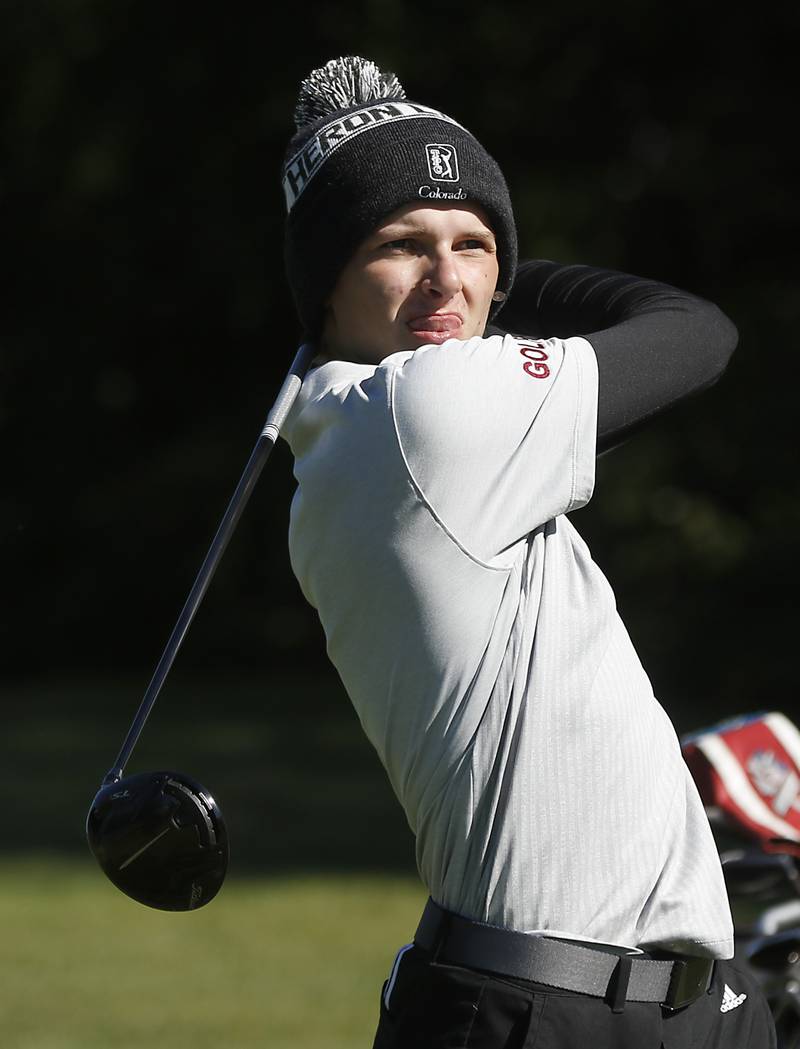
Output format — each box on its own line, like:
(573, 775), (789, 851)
(372, 945), (777, 1049)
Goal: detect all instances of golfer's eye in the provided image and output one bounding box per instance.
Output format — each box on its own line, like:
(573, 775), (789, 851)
(457, 238), (495, 253)
(383, 238), (417, 253)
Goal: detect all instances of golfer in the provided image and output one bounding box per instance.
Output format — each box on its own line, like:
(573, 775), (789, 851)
(280, 56), (776, 1048)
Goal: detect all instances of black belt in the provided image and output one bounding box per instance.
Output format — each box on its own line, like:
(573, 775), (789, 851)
(414, 898), (714, 1012)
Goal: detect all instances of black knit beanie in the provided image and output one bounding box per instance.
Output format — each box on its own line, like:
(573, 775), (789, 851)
(282, 56), (517, 340)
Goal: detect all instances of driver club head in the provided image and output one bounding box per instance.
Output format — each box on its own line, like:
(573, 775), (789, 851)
(86, 770), (229, 911)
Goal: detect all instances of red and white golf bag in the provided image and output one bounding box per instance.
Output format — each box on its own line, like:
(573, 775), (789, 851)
(683, 712), (800, 1046)
(681, 711), (800, 856)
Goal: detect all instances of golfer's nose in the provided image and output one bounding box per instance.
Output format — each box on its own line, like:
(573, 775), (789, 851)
(421, 251), (462, 299)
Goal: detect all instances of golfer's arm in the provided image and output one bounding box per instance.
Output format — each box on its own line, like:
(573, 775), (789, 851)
(494, 259), (738, 454)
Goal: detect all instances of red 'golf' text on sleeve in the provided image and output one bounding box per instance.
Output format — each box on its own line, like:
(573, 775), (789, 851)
(519, 342), (550, 379)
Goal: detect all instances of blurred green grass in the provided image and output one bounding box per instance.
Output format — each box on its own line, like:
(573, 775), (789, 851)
(0, 856), (427, 1049)
(0, 675), (423, 1045)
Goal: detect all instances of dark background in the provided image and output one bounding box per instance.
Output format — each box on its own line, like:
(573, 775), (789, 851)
(1, 3), (797, 873)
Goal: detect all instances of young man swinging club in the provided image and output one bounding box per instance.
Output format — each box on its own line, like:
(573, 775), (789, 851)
(279, 56), (777, 1048)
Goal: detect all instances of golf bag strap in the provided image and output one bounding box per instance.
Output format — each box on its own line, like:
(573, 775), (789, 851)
(414, 898), (714, 1011)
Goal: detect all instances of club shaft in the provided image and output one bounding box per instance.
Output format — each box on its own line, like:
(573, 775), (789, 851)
(104, 344), (316, 785)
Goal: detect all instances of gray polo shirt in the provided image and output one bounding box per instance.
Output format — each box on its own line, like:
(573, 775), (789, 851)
(283, 332), (734, 959)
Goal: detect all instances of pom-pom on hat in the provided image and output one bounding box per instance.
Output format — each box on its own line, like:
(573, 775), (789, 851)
(282, 56), (517, 340)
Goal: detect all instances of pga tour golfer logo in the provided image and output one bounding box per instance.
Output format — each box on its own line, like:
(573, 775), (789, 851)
(425, 143), (459, 182)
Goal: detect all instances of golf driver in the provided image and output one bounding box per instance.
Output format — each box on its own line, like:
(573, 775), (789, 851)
(86, 343), (316, 910)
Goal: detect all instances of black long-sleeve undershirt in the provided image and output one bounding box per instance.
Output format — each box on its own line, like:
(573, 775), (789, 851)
(492, 260), (739, 454)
